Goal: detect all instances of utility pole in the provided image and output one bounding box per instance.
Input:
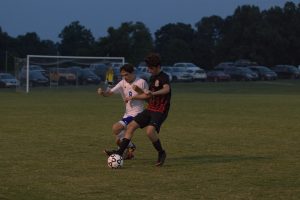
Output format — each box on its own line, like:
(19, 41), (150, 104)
(5, 50), (8, 72)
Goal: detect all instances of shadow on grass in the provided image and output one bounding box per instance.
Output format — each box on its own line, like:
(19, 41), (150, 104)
(168, 154), (270, 166)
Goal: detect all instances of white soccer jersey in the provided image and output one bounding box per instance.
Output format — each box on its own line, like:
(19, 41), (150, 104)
(110, 77), (148, 118)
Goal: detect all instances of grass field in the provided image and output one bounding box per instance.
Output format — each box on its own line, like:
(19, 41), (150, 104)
(1, 81), (300, 200)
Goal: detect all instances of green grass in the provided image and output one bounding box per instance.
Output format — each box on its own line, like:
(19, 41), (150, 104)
(1, 81), (300, 200)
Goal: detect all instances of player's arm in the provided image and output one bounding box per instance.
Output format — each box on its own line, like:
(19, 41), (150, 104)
(151, 84), (170, 96)
(135, 83), (170, 98)
(126, 84), (150, 100)
(97, 88), (113, 97)
(132, 85), (146, 94)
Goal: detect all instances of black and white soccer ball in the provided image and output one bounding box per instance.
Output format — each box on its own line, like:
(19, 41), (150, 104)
(107, 154), (123, 169)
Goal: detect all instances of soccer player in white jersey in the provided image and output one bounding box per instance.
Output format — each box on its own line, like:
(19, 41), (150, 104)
(97, 63), (148, 159)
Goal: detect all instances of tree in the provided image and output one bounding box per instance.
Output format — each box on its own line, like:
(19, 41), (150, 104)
(155, 23), (195, 65)
(96, 22), (153, 65)
(195, 15), (224, 68)
(0, 27), (13, 72)
(58, 21), (95, 56)
(217, 5), (265, 63)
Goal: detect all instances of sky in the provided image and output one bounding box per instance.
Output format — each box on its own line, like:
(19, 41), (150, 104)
(0, 0), (298, 42)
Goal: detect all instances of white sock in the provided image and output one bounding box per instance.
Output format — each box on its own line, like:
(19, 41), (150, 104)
(118, 130), (134, 148)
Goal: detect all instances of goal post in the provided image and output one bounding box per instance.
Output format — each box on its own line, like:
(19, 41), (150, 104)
(16, 55), (125, 93)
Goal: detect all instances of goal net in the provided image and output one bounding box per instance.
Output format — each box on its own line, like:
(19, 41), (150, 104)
(15, 55), (125, 93)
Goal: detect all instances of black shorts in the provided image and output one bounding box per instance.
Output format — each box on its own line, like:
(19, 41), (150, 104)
(134, 109), (168, 133)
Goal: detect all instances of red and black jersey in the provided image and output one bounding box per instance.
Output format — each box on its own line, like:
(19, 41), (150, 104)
(147, 71), (171, 114)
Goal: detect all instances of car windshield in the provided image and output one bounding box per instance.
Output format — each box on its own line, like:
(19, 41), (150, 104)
(173, 68), (186, 72)
(30, 65), (44, 70)
(0, 74), (14, 79)
(186, 63), (197, 68)
(257, 66), (272, 72)
(30, 71), (46, 78)
(241, 68), (254, 73)
(82, 69), (95, 76)
(287, 66), (299, 72)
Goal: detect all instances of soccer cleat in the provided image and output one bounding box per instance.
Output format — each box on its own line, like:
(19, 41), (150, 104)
(103, 149), (118, 157)
(124, 143), (136, 160)
(125, 150), (135, 160)
(155, 150), (166, 167)
(128, 142), (136, 152)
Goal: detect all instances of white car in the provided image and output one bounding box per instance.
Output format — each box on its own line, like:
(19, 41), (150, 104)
(186, 68), (207, 81)
(137, 66), (173, 82)
(173, 62), (200, 70)
(168, 67), (193, 82)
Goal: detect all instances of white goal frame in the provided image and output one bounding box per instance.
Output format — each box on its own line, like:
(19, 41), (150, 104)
(24, 55), (125, 93)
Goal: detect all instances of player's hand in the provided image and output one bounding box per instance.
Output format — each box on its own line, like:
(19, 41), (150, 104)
(124, 96), (132, 103)
(144, 89), (153, 96)
(97, 88), (103, 95)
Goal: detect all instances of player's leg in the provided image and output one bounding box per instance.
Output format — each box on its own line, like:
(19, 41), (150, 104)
(146, 112), (167, 166)
(104, 121), (139, 157)
(104, 110), (148, 157)
(117, 117), (137, 159)
(112, 122), (124, 146)
(146, 125), (166, 166)
(115, 120), (140, 155)
(117, 129), (136, 160)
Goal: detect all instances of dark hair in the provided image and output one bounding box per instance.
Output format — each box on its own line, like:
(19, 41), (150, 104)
(144, 53), (161, 67)
(120, 63), (135, 73)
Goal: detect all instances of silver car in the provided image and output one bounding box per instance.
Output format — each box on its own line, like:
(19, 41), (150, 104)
(168, 67), (193, 82)
(0, 73), (19, 88)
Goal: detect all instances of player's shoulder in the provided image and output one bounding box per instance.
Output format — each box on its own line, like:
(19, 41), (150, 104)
(135, 77), (147, 84)
(159, 71), (170, 80)
(160, 71), (169, 77)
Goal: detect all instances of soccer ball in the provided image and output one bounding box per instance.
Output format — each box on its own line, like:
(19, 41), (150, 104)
(107, 154), (123, 169)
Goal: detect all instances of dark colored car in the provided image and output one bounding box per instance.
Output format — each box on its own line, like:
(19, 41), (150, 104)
(224, 67), (258, 81)
(112, 67), (122, 83)
(89, 63), (108, 80)
(206, 70), (231, 82)
(20, 70), (49, 87)
(69, 67), (101, 85)
(248, 66), (277, 80)
(78, 68), (101, 85)
(272, 65), (300, 79)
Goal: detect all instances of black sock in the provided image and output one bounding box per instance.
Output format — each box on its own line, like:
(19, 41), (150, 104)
(117, 138), (130, 155)
(152, 139), (164, 153)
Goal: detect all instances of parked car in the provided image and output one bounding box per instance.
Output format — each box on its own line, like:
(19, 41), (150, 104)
(0, 73), (19, 88)
(49, 68), (76, 85)
(214, 62), (236, 70)
(206, 70), (231, 82)
(21, 65), (48, 78)
(152, 66), (172, 82)
(112, 67), (122, 83)
(110, 62), (127, 69)
(170, 67), (193, 82)
(247, 66), (277, 80)
(20, 70), (49, 87)
(224, 67), (258, 81)
(77, 68), (101, 85)
(186, 68), (207, 81)
(234, 59), (257, 67)
(272, 65), (300, 79)
(89, 63), (108, 80)
(173, 62), (200, 70)
(136, 66), (151, 81)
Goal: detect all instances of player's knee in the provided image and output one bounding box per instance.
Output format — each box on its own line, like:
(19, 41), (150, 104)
(112, 124), (122, 135)
(127, 121), (139, 132)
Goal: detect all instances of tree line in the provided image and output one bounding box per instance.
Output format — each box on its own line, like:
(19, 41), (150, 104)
(1, 1), (300, 72)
